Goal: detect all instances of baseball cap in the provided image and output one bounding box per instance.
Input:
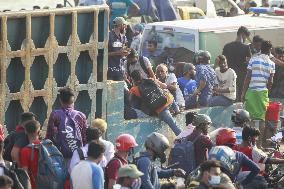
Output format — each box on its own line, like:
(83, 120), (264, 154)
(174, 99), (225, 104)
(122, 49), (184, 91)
(118, 164), (144, 178)
(134, 24), (144, 32)
(183, 63), (195, 73)
(113, 17), (128, 26)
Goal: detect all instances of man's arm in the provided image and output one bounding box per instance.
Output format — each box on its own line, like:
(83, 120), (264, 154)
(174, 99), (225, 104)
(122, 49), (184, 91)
(193, 80), (206, 96)
(167, 82), (178, 91)
(271, 57), (284, 67)
(108, 49), (129, 57)
(138, 158), (155, 189)
(267, 73), (274, 90)
(45, 112), (56, 140)
(241, 70), (252, 102)
(11, 146), (21, 165)
(127, 1), (140, 17)
(238, 152), (260, 185)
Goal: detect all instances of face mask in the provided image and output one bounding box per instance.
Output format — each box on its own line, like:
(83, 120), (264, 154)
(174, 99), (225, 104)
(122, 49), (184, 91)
(131, 178), (141, 189)
(209, 175), (221, 185)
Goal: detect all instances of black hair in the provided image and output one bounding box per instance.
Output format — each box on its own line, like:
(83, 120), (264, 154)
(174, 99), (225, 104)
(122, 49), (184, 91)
(237, 26), (250, 37)
(86, 127), (102, 143)
(24, 120), (40, 134)
(249, 1), (257, 7)
(217, 55), (226, 63)
(148, 40), (158, 47)
(130, 70), (142, 82)
(253, 35), (263, 43)
(87, 141), (105, 159)
(20, 112), (35, 123)
(0, 175), (13, 188)
(59, 87), (75, 105)
(160, 183), (175, 189)
(200, 160), (221, 174)
(242, 126), (260, 141)
(185, 112), (197, 125)
(261, 40), (272, 55)
(33, 6), (40, 9)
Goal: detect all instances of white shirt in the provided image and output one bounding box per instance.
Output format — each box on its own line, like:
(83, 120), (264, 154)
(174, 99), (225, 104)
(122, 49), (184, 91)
(215, 67), (237, 100)
(69, 138), (114, 173)
(166, 73), (185, 107)
(71, 160), (104, 189)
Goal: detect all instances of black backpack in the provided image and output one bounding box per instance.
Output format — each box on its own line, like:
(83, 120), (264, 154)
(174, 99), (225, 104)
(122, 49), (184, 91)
(1, 162), (31, 189)
(138, 79), (168, 111)
(168, 135), (201, 174)
(4, 131), (24, 162)
(127, 56), (150, 77)
(77, 148), (86, 160)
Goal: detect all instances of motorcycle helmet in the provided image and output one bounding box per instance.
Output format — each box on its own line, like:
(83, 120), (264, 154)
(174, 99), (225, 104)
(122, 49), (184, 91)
(209, 146), (240, 180)
(193, 114), (212, 127)
(231, 109), (250, 125)
(116, 134), (138, 152)
(144, 132), (170, 163)
(216, 128), (237, 146)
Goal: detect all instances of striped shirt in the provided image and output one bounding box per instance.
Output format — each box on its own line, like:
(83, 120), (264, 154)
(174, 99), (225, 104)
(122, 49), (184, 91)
(248, 54), (275, 91)
(79, 0), (106, 5)
(71, 160), (104, 189)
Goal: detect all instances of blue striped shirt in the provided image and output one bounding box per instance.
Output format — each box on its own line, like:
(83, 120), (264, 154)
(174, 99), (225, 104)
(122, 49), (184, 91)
(79, 0), (106, 6)
(248, 54), (275, 91)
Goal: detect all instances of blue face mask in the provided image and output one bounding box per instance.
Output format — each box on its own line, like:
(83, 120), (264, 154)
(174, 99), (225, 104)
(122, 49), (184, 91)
(209, 175), (221, 185)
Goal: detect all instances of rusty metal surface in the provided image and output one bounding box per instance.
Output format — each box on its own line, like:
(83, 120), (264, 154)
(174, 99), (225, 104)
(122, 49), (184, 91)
(0, 6), (109, 131)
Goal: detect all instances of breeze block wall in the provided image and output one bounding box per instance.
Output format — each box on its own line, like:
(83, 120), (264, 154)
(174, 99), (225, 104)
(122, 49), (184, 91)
(0, 6), (109, 132)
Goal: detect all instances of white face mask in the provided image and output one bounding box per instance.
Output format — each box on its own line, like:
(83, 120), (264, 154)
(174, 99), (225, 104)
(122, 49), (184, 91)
(209, 175), (221, 185)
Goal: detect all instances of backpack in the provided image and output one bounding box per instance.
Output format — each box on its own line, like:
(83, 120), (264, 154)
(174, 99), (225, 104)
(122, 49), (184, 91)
(104, 158), (123, 189)
(0, 162), (31, 189)
(168, 135), (201, 174)
(138, 79), (168, 111)
(3, 131), (23, 162)
(28, 139), (68, 189)
(53, 109), (84, 158)
(127, 56), (149, 77)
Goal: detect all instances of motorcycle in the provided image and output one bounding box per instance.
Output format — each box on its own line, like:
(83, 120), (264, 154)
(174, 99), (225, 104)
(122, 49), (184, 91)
(264, 131), (284, 188)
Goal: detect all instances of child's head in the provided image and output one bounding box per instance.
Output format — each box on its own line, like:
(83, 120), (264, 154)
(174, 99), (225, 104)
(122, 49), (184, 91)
(183, 63), (195, 78)
(20, 112), (36, 125)
(0, 175), (13, 189)
(86, 127), (102, 143)
(91, 119), (107, 135)
(24, 120), (41, 137)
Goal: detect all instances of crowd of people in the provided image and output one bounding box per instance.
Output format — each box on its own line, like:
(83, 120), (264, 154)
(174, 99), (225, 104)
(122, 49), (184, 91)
(1, 94), (284, 189)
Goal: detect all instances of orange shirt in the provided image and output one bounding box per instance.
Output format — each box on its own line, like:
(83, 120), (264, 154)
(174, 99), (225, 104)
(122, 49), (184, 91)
(129, 86), (174, 114)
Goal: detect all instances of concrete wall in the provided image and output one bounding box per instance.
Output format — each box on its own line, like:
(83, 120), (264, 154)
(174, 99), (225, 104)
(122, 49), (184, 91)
(106, 81), (244, 150)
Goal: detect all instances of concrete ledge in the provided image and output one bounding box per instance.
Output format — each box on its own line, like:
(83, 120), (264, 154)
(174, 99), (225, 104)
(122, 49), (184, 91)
(107, 103), (243, 149)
